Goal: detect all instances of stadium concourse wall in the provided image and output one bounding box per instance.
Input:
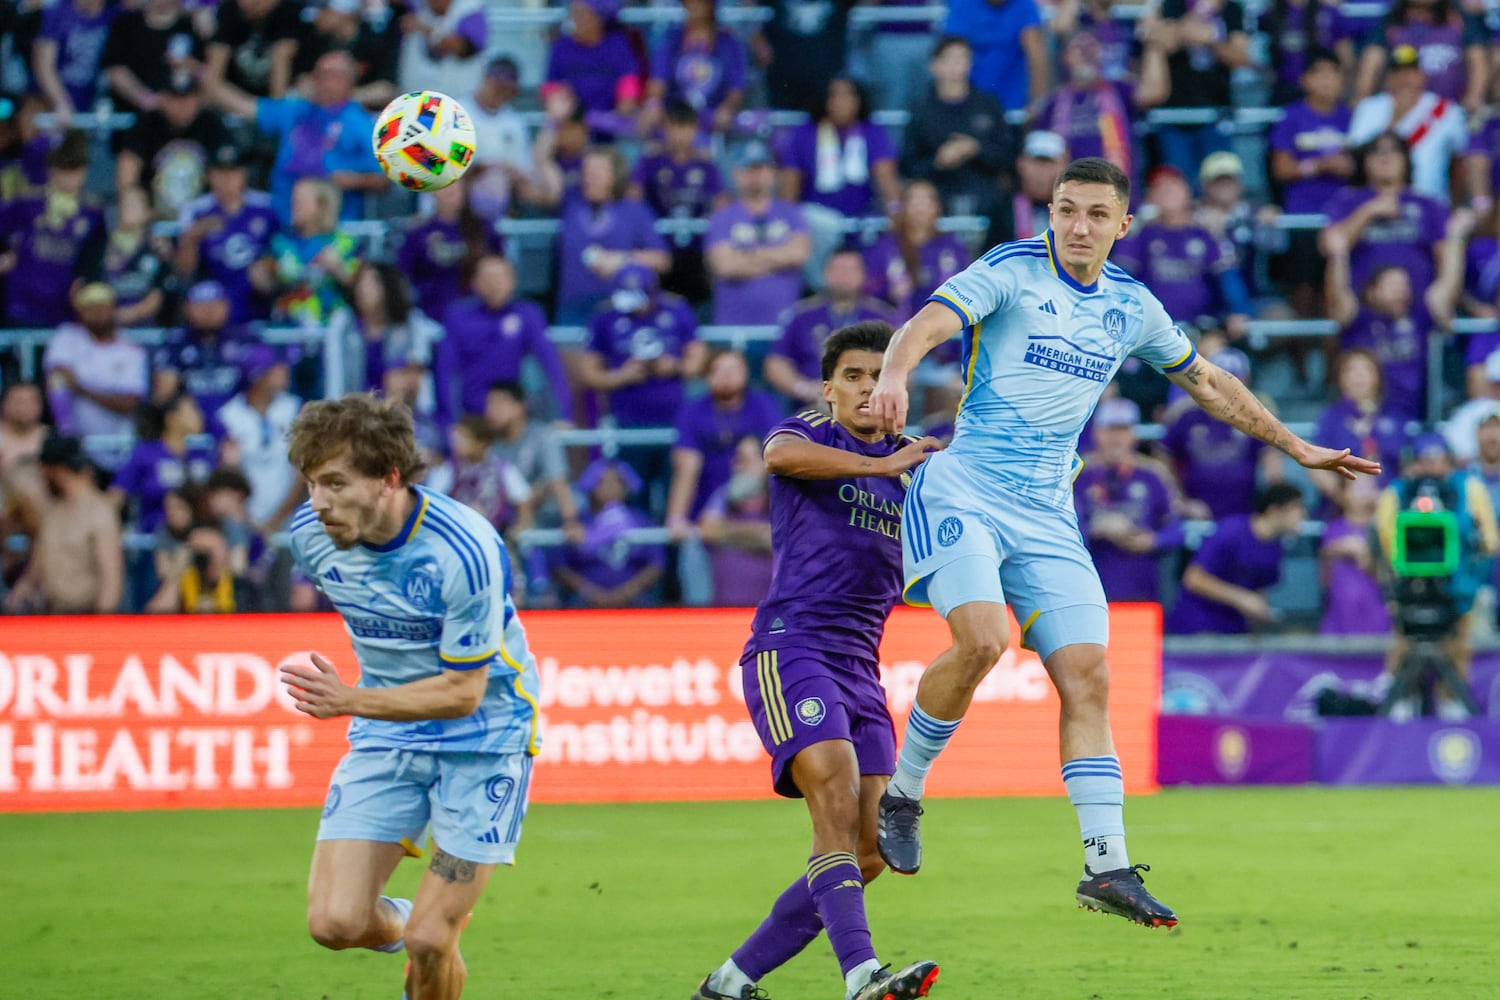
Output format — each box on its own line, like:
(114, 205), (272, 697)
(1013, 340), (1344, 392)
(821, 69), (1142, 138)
(0, 606), (1164, 813)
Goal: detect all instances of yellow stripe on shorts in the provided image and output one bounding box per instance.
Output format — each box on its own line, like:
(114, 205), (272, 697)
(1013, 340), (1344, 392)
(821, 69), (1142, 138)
(758, 651), (793, 745)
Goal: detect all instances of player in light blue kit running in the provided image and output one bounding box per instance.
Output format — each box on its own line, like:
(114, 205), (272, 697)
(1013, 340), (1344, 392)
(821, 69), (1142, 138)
(277, 394), (541, 1000)
(868, 158), (1380, 926)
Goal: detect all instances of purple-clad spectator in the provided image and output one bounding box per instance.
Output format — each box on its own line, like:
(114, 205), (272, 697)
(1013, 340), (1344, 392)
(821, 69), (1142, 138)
(1033, 29), (1168, 180)
(210, 50), (386, 224)
(1313, 349), (1409, 503)
(1150, 0), (1251, 190)
(778, 76), (900, 219)
(205, 0), (303, 100)
(1320, 134), (1449, 297)
(435, 255), (572, 423)
(863, 181), (968, 321)
(1073, 398), (1184, 603)
(765, 249), (896, 407)
(152, 280), (257, 430)
(1160, 355), (1280, 520)
(526, 95), (590, 212)
(0, 133), (105, 327)
(945, 0), (1048, 113)
(1166, 483), (1307, 635)
(757, 0), (854, 115)
(464, 57), (535, 221)
(333, 261), (440, 395)
(394, 178), (504, 315)
(100, 0), (203, 118)
(1324, 206), (1470, 422)
(555, 458), (665, 609)
(705, 140), (812, 326)
(103, 187), (168, 328)
(627, 101), (725, 304)
(579, 264), (704, 431)
(1260, 0), (1357, 105)
(1268, 50), (1354, 316)
(43, 284), (147, 442)
(438, 415), (532, 535)
(1348, 45), (1468, 201)
(666, 350), (782, 537)
(1112, 168), (1251, 334)
(644, 0), (747, 134)
(899, 37), (1010, 226)
(1318, 477), (1392, 635)
(697, 435), (774, 608)
(174, 145), (279, 324)
(555, 147), (670, 323)
(32, 0), (117, 123)
(1353, 0), (1487, 111)
(545, 0), (642, 120)
(397, 0), (489, 102)
(116, 75), (231, 217)
(1052, 0), (1138, 82)
(110, 392), (215, 533)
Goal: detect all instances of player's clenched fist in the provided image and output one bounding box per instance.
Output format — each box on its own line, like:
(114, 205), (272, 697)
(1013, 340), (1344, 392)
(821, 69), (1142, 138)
(868, 376), (908, 434)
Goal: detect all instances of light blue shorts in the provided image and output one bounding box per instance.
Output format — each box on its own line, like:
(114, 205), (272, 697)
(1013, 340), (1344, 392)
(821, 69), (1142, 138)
(317, 749), (534, 866)
(902, 450), (1109, 660)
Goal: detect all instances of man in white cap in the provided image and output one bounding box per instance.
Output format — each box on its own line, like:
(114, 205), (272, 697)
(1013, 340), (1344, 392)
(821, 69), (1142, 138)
(1008, 129), (1066, 240)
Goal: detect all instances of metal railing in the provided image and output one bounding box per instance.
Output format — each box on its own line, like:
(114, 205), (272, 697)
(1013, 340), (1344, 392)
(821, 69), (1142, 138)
(0, 324), (329, 381)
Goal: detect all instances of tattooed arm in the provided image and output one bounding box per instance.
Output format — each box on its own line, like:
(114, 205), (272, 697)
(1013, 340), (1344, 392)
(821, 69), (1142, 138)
(763, 433), (942, 481)
(1165, 356), (1382, 482)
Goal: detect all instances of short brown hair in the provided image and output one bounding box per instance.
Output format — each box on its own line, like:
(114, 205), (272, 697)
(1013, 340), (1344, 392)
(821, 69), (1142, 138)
(287, 394), (425, 484)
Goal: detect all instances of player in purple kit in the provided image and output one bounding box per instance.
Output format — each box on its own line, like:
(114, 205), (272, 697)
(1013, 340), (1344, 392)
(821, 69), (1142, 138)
(693, 322), (942, 1000)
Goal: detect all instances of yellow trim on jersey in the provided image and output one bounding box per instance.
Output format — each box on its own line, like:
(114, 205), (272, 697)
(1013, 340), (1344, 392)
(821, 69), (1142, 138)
(955, 320), (984, 418)
(1021, 609), (1042, 636)
(399, 836), (425, 858)
(1043, 230), (1061, 278)
(1072, 455), (1086, 483)
(1166, 346), (1194, 370)
(902, 575), (935, 609)
(929, 290), (976, 326)
(441, 648), (498, 664)
(757, 651), (793, 744)
(500, 643), (542, 756)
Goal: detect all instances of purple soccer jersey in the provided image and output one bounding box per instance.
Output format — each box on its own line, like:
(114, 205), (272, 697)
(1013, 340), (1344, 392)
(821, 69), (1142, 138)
(673, 388), (783, 517)
(1165, 514), (1285, 634)
(587, 295), (700, 427)
(1112, 223), (1232, 324)
(1, 196), (106, 327)
(547, 31), (639, 113)
(177, 191), (280, 323)
(780, 120), (896, 217)
(771, 297), (898, 381)
(395, 217), (505, 314)
(1314, 397), (1409, 482)
(862, 233), (968, 320)
(1468, 118), (1500, 193)
(1376, 15), (1481, 104)
(630, 153), (723, 233)
(1033, 81), (1136, 164)
(1319, 517), (1392, 635)
(435, 297), (570, 422)
(744, 410), (910, 664)
(1073, 459), (1180, 602)
(651, 26), (748, 114)
(1324, 186), (1447, 294)
(706, 199), (810, 325)
(1339, 301), (1435, 422)
(40, 0), (117, 112)
(152, 326), (257, 430)
(562, 500), (665, 592)
(1162, 408), (1264, 519)
(1268, 101), (1353, 215)
(557, 198), (667, 319)
(112, 439), (216, 533)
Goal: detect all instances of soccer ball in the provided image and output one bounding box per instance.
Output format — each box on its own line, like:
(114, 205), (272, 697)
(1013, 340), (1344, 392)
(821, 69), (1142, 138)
(371, 91), (477, 192)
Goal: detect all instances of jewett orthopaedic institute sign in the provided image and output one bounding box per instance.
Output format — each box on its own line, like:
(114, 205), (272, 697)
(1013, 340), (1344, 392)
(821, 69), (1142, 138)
(0, 607), (1162, 812)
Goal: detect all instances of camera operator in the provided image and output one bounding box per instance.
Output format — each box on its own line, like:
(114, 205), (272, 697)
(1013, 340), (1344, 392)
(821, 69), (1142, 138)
(1375, 432), (1499, 719)
(144, 519), (248, 614)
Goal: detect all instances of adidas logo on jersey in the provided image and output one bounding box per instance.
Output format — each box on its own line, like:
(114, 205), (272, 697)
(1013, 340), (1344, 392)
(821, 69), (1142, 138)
(1038, 300), (1059, 315)
(324, 567), (343, 583)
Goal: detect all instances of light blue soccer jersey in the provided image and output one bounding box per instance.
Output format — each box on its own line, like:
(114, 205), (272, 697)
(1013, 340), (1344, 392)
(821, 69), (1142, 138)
(927, 231), (1197, 508)
(288, 485), (541, 756)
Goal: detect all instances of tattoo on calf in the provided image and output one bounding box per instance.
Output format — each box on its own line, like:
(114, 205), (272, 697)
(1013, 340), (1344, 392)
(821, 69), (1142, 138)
(430, 848), (477, 884)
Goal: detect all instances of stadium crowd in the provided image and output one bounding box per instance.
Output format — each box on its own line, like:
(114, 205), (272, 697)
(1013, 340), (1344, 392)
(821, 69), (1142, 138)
(1, 0), (1500, 635)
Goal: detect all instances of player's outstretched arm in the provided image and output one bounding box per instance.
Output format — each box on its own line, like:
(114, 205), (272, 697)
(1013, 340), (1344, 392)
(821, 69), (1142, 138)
(764, 433), (942, 481)
(870, 302), (966, 433)
(1166, 356), (1382, 482)
(281, 653), (488, 721)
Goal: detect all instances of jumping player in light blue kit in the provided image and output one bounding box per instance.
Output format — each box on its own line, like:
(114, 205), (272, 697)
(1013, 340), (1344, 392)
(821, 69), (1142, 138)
(867, 158), (1380, 926)
(278, 394), (541, 1000)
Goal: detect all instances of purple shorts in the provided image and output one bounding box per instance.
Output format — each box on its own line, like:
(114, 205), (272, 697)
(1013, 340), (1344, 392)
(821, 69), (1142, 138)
(742, 646), (896, 799)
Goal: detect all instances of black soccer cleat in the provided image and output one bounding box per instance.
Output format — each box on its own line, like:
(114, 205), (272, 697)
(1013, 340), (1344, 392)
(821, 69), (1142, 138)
(1076, 863), (1178, 928)
(851, 960), (941, 1000)
(690, 975), (770, 1000)
(876, 790), (924, 875)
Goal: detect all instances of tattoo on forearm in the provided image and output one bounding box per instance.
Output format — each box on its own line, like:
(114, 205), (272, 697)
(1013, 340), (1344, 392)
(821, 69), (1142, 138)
(429, 848), (477, 884)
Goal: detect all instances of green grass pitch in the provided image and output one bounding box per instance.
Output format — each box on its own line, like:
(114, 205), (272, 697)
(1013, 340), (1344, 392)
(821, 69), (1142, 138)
(2, 787), (1495, 999)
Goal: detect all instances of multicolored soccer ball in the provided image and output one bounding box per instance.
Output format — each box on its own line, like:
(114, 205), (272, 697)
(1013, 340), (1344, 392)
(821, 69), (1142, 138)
(372, 91), (477, 192)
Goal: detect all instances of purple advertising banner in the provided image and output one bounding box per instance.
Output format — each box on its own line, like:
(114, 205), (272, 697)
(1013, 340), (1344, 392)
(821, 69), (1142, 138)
(1316, 719), (1500, 784)
(1162, 650), (1500, 721)
(1158, 716), (1315, 785)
